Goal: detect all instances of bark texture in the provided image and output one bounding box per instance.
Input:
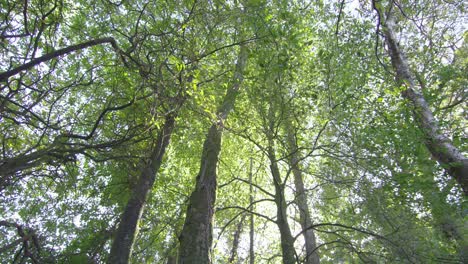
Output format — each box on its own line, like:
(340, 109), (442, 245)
(383, 14), (468, 195)
(107, 115), (176, 264)
(287, 131), (320, 264)
(178, 124), (221, 264)
(178, 45), (248, 264)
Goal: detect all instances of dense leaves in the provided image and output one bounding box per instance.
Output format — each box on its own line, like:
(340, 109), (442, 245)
(1, 0), (466, 263)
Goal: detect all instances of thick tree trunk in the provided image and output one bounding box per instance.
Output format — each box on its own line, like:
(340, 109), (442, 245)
(382, 14), (468, 195)
(107, 115), (176, 264)
(178, 124), (221, 264)
(287, 131), (320, 264)
(178, 45), (248, 264)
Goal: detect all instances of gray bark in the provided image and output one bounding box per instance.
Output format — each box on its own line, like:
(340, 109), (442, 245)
(383, 13), (468, 195)
(178, 44), (248, 264)
(287, 131), (320, 264)
(107, 115), (176, 264)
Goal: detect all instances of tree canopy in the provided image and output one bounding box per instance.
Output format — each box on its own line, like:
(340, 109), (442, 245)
(1, 0), (466, 263)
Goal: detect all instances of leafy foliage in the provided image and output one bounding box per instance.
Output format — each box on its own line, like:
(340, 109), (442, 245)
(0, 0), (466, 263)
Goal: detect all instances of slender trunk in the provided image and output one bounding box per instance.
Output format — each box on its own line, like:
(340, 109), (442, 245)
(0, 38), (122, 82)
(268, 147), (297, 264)
(287, 131), (320, 264)
(249, 158), (255, 264)
(107, 115), (176, 264)
(382, 12), (468, 195)
(228, 214), (246, 263)
(178, 45), (248, 264)
(266, 108), (296, 264)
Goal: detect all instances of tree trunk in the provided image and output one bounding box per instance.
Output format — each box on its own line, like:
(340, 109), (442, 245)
(178, 44), (248, 264)
(382, 12), (468, 195)
(228, 213), (246, 263)
(268, 147), (297, 264)
(178, 124), (221, 264)
(287, 131), (320, 264)
(249, 157), (255, 264)
(107, 114), (176, 264)
(266, 107), (297, 264)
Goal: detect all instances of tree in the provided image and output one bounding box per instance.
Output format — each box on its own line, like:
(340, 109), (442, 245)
(108, 112), (178, 263)
(374, 0), (468, 195)
(1, 0), (466, 263)
(178, 41), (248, 264)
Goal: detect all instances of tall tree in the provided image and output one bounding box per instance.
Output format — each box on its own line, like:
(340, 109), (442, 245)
(375, 1), (468, 195)
(108, 112), (177, 264)
(1, 0), (466, 263)
(286, 126), (320, 264)
(178, 43), (248, 263)
(266, 108), (297, 264)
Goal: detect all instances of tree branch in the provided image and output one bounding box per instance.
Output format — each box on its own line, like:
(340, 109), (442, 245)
(0, 37), (125, 82)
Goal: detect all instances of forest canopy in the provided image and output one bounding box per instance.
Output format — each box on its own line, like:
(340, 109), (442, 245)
(0, 0), (467, 263)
